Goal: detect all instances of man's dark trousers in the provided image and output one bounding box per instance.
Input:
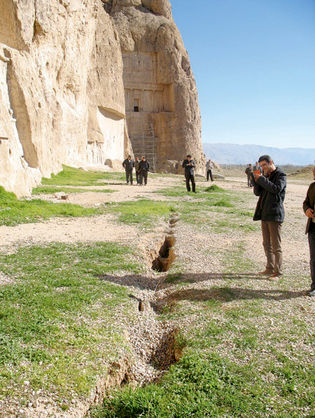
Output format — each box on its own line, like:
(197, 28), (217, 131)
(136, 171), (140, 184)
(126, 170), (133, 184)
(308, 222), (315, 291)
(185, 174), (195, 192)
(140, 171), (148, 185)
(207, 170), (213, 181)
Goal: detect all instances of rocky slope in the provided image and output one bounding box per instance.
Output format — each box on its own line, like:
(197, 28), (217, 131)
(0, 0), (204, 196)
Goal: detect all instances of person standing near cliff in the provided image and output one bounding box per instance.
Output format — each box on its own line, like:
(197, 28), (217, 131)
(182, 155), (196, 193)
(139, 156), (150, 185)
(206, 159), (214, 182)
(252, 155), (286, 279)
(303, 166), (315, 296)
(135, 157), (140, 185)
(122, 155), (134, 185)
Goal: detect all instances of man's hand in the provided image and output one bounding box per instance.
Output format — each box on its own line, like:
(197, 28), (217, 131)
(305, 208), (314, 218)
(254, 172), (261, 181)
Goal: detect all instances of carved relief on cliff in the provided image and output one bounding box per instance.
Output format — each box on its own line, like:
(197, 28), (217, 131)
(122, 51), (175, 168)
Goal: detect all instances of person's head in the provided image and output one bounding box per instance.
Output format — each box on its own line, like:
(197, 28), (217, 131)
(187, 154), (191, 161)
(141, 156), (145, 161)
(249, 164), (252, 167)
(128, 155), (131, 160)
(135, 156), (139, 161)
(258, 155), (275, 175)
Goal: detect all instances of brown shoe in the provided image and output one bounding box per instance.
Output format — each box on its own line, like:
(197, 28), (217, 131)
(258, 270), (273, 275)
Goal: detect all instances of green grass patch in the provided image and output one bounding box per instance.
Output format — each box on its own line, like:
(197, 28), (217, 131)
(42, 165), (124, 186)
(91, 352), (277, 417)
(105, 200), (176, 228)
(210, 198), (233, 207)
(155, 186), (199, 198)
(156, 184), (225, 199)
(0, 242), (142, 403)
(204, 184), (225, 193)
(32, 186), (115, 195)
(0, 186), (100, 226)
(227, 209), (253, 217)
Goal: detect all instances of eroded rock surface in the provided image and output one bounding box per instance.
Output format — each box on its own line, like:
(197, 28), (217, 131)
(0, 0), (204, 196)
(109, 0), (205, 172)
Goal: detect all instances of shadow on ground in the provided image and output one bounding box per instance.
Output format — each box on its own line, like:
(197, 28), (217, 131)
(99, 273), (307, 307)
(99, 272), (275, 291)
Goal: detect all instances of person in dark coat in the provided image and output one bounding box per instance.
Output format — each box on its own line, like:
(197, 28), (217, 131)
(245, 164), (253, 187)
(122, 155), (134, 185)
(182, 155), (196, 193)
(134, 157), (140, 185)
(253, 161), (262, 173)
(252, 155), (286, 278)
(303, 166), (315, 296)
(139, 156), (149, 185)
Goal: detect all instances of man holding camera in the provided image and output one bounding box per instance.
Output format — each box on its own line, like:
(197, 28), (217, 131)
(182, 155), (196, 193)
(252, 155), (286, 279)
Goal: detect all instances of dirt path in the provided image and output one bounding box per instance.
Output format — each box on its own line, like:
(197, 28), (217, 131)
(0, 215), (139, 252)
(0, 176), (180, 252)
(38, 175), (182, 207)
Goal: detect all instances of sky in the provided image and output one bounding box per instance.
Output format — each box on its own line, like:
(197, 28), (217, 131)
(171, 0), (315, 149)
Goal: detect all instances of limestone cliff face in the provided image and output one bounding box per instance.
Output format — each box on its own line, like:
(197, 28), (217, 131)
(107, 0), (205, 172)
(0, 0), (204, 196)
(0, 0), (129, 196)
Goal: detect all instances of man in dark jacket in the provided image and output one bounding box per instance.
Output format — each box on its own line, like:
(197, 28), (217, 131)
(122, 155), (134, 185)
(303, 166), (315, 296)
(245, 164), (253, 187)
(139, 156), (149, 185)
(134, 157), (140, 185)
(253, 155), (286, 278)
(182, 155), (196, 193)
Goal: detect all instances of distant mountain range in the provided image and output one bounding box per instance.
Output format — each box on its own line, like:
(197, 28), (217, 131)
(203, 143), (315, 165)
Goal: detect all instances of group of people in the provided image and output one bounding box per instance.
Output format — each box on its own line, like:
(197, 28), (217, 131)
(249, 155), (314, 297)
(245, 162), (262, 187)
(122, 155), (150, 186)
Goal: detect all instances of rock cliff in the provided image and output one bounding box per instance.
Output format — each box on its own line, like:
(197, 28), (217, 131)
(0, 0), (204, 196)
